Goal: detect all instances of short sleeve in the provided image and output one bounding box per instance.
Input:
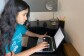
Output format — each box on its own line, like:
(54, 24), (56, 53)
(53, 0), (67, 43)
(5, 41), (22, 54)
(5, 45), (13, 54)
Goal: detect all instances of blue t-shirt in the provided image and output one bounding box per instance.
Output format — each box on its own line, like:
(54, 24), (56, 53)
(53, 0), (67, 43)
(5, 24), (27, 54)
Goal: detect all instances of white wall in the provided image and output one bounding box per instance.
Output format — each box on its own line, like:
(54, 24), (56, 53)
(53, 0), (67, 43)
(0, 0), (5, 15)
(59, 0), (84, 56)
(0, 0), (9, 16)
(29, 12), (58, 21)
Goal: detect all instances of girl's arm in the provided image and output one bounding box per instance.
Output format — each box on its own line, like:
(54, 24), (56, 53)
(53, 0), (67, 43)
(25, 31), (47, 38)
(5, 42), (48, 56)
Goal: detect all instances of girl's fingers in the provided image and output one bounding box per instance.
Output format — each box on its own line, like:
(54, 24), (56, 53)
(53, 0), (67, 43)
(42, 42), (49, 48)
(44, 32), (47, 35)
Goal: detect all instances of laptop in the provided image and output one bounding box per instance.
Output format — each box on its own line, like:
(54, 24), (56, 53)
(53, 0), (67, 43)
(36, 27), (64, 53)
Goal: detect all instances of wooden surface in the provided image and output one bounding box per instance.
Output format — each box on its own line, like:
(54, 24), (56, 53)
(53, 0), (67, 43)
(63, 43), (80, 56)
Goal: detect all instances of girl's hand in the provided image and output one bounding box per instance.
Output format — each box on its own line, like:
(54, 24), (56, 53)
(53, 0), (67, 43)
(34, 42), (49, 52)
(38, 32), (48, 38)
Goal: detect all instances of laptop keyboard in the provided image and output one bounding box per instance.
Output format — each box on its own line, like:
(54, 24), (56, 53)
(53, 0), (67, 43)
(43, 36), (53, 51)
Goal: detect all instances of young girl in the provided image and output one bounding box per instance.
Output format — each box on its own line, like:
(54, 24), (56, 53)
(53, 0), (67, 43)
(0, 0), (48, 56)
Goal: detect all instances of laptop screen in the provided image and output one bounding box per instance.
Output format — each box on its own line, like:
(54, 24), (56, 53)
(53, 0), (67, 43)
(54, 28), (64, 48)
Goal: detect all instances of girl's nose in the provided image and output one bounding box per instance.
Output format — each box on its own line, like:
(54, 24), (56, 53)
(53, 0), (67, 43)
(25, 17), (27, 20)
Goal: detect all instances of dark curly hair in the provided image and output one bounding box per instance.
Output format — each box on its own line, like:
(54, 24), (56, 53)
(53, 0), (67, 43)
(0, 0), (30, 56)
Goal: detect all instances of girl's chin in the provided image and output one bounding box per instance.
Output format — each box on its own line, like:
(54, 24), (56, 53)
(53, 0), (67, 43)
(18, 22), (25, 25)
(19, 23), (24, 25)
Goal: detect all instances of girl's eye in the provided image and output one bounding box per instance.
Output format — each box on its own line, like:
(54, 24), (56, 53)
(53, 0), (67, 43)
(23, 14), (26, 16)
(23, 13), (27, 16)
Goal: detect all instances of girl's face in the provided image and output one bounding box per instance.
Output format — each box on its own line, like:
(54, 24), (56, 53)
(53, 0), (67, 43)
(16, 9), (28, 25)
